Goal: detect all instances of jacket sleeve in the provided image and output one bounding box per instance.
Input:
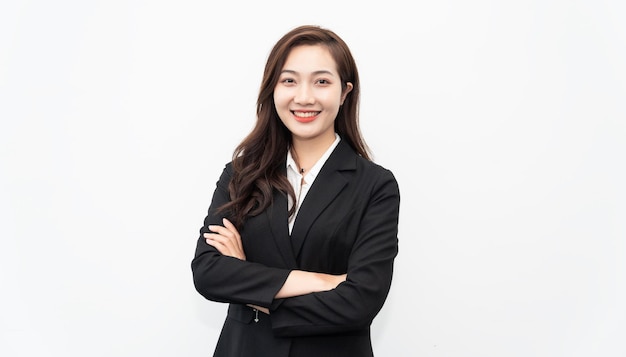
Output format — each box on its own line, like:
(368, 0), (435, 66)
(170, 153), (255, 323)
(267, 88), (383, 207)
(269, 168), (401, 337)
(191, 164), (291, 307)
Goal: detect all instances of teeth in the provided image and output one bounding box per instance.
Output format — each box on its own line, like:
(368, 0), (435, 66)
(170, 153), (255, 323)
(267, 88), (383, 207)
(293, 111), (319, 118)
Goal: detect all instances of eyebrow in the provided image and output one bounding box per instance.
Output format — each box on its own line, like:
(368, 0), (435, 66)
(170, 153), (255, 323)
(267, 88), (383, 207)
(280, 69), (337, 76)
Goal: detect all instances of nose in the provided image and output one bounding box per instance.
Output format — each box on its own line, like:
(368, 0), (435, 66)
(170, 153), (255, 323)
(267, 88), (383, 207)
(294, 84), (315, 105)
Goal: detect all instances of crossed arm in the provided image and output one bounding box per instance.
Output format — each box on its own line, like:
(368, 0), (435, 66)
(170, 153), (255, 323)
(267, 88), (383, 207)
(204, 218), (346, 314)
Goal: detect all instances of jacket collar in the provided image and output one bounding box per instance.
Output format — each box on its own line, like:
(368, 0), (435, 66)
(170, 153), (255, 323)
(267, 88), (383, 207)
(266, 139), (358, 265)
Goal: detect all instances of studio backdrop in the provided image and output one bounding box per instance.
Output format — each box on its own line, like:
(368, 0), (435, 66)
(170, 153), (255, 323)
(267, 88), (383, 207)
(1, 1), (624, 356)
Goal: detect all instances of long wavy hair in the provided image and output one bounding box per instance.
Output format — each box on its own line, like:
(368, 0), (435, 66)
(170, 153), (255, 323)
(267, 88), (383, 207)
(220, 25), (370, 228)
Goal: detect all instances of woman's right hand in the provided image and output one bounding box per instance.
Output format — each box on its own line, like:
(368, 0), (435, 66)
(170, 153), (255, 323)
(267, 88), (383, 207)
(204, 218), (246, 260)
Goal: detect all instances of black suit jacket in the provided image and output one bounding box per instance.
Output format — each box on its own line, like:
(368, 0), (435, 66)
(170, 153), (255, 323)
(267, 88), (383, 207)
(192, 139), (400, 357)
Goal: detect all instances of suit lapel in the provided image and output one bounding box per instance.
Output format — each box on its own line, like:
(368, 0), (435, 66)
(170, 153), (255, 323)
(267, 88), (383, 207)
(290, 140), (356, 258)
(266, 189), (299, 269)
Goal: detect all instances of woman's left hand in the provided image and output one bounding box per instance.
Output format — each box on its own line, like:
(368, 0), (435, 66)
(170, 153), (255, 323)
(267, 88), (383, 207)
(204, 218), (246, 260)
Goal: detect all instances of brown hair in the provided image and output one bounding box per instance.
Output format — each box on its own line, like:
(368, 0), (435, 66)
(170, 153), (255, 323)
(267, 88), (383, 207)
(220, 25), (370, 228)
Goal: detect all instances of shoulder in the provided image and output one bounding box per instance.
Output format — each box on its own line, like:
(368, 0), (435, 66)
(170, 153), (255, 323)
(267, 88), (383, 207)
(333, 140), (398, 188)
(214, 161), (235, 186)
(356, 156), (399, 188)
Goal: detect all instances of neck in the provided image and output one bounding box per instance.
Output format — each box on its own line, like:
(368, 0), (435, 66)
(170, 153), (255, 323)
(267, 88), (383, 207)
(291, 134), (336, 173)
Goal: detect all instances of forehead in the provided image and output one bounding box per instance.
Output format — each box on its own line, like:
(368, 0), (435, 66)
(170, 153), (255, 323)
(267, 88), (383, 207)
(281, 44), (339, 74)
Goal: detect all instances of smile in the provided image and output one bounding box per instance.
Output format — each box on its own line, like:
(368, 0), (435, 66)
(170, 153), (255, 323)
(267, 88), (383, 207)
(292, 110), (320, 123)
(292, 110), (320, 118)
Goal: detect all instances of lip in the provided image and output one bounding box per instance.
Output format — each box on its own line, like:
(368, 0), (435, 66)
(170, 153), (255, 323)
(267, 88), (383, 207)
(292, 110), (320, 123)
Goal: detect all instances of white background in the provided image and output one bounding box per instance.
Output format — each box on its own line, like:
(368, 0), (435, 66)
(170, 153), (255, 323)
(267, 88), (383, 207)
(1, 1), (625, 356)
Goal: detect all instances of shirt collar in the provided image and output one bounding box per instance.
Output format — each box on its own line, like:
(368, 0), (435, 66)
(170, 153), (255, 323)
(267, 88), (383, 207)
(286, 133), (341, 180)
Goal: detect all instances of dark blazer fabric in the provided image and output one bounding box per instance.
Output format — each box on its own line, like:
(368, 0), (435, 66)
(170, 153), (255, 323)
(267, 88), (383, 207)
(192, 139), (400, 357)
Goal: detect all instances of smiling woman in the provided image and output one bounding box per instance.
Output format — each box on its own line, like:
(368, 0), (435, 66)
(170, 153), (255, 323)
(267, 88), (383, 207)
(274, 44), (353, 173)
(191, 25), (400, 357)
(273, 45), (353, 149)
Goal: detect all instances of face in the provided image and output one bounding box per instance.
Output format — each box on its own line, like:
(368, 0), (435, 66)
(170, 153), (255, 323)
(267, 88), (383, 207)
(273, 44), (353, 145)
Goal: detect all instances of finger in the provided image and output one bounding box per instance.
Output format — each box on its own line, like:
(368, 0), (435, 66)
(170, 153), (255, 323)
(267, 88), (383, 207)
(220, 220), (241, 246)
(208, 225), (231, 237)
(204, 232), (225, 240)
(205, 233), (233, 248)
(221, 218), (243, 251)
(205, 236), (231, 255)
(207, 228), (237, 249)
(205, 233), (241, 258)
(205, 223), (245, 260)
(221, 218), (238, 235)
(204, 232), (228, 245)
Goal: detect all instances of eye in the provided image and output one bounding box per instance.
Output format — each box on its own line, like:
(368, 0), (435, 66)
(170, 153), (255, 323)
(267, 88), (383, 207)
(280, 78), (296, 85)
(316, 79), (331, 85)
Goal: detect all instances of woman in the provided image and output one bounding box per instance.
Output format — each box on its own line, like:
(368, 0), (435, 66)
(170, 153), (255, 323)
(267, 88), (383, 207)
(191, 24), (400, 357)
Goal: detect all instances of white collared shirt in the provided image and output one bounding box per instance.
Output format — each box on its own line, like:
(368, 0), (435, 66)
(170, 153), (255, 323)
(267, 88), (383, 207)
(286, 133), (341, 234)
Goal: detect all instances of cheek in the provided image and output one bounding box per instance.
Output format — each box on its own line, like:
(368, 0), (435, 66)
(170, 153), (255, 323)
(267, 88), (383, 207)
(321, 93), (343, 111)
(273, 88), (290, 108)
(273, 91), (290, 123)
(322, 88), (344, 105)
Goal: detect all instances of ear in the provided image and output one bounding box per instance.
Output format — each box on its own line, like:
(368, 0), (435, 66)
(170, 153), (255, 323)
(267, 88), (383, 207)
(341, 82), (354, 105)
